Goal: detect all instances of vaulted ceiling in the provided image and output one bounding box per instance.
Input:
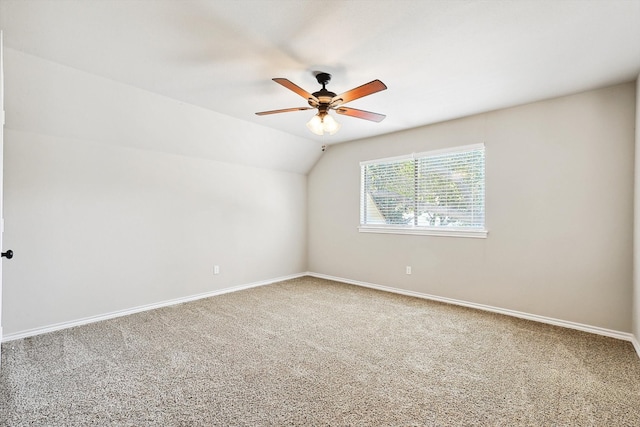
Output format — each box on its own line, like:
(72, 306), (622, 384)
(1, 0), (639, 150)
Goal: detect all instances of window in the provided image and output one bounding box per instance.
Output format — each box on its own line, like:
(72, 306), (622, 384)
(360, 144), (486, 238)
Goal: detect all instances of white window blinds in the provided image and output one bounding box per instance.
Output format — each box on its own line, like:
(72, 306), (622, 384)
(360, 144), (486, 237)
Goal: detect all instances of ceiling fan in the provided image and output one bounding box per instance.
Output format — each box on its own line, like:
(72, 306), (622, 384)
(256, 72), (387, 136)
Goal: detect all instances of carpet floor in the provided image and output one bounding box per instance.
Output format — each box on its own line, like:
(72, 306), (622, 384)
(1, 276), (639, 426)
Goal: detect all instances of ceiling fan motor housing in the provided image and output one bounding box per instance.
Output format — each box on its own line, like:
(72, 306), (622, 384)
(310, 72), (337, 110)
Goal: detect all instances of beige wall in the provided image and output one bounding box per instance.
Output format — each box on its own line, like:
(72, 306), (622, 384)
(309, 83), (635, 332)
(2, 51), (308, 336)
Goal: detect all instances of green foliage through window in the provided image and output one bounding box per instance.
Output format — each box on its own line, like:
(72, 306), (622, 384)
(360, 145), (485, 229)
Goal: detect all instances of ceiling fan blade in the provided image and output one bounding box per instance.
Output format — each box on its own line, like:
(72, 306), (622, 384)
(331, 80), (387, 106)
(255, 107), (314, 116)
(335, 107), (386, 122)
(273, 78), (319, 104)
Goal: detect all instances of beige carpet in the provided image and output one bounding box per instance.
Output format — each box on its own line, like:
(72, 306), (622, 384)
(1, 276), (639, 426)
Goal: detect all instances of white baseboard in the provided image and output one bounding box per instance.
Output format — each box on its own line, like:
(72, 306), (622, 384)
(5, 271), (640, 361)
(1, 272), (306, 343)
(308, 272), (637, 347)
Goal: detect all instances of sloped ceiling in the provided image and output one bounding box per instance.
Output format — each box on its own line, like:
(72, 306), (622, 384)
(1, 0), (639, 170)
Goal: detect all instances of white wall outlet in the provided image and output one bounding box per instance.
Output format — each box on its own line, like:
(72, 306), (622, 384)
(406, 266), (412, 275)
(214, 265), (220, 275)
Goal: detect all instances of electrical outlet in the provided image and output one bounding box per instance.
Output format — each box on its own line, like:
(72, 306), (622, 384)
(214, 265), (220, 275)
(406, 266), (412, 275)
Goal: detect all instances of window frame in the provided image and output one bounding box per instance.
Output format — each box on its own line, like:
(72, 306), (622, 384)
(359, 143), (487, 238)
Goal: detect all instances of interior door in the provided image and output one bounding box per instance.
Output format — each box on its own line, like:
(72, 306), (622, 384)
(0, 31), (5, 358)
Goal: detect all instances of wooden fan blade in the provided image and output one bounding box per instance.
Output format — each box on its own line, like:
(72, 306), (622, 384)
(335, 107), (386, 122)
(255, 107), (314, 116)
(273, 78), (319, 103)
(331, 79), (387, 106)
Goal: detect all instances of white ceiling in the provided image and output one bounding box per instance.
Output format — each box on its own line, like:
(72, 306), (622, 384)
(1, 0), (639, 146)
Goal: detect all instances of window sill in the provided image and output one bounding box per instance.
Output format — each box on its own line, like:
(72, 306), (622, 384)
(358, 226), (488, 239)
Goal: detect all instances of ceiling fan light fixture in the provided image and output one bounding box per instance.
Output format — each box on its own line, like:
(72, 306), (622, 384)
(306, 114), (324, 135)
(322, 113), (341, 135)
(306, 112), (341, 136)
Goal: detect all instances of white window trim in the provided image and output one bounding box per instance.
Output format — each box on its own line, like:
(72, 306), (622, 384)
(359, 143), (487, 239)
(359, 143), (486, 167)
(358, 225), (488, 238)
